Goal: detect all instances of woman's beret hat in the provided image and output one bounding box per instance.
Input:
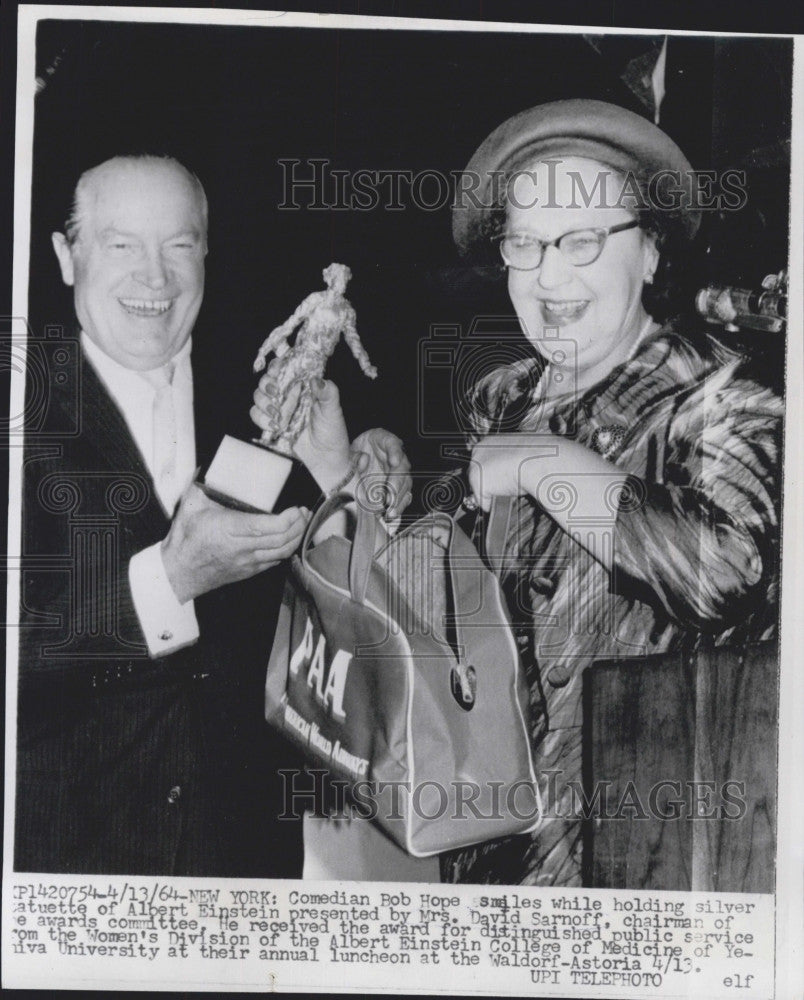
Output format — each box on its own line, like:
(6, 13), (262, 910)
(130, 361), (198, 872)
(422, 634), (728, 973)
(452, 99), (701, 255)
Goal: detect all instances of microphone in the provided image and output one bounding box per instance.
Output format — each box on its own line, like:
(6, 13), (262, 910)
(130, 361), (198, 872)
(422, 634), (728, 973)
(695, 271), (787, 333)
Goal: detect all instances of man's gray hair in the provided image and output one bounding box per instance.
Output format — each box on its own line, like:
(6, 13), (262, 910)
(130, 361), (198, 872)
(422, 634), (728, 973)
(64, 154), (208, 246)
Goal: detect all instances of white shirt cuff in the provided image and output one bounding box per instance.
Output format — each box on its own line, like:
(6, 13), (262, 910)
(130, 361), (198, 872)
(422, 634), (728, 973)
(129, 543), (200, 657)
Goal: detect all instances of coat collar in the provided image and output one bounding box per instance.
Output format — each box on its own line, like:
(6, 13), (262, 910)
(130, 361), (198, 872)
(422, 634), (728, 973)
(65, 337), (239, 496)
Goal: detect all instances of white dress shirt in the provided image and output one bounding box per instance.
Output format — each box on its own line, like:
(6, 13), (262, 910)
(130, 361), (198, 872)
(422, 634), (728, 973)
(81, 333), (200, 656)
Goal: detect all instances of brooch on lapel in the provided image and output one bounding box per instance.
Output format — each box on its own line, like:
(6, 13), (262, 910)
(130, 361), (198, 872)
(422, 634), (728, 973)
(591, 425), (626, 460)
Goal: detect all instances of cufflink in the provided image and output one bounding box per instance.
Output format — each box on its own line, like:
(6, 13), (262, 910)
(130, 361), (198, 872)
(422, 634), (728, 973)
(159, 630), (174, 642)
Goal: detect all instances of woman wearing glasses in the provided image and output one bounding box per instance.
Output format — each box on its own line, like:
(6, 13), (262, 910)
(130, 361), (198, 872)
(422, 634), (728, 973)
(443, 101), (782, 886)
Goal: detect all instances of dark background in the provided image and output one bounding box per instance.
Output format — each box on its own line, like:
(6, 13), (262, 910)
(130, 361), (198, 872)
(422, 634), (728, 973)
(26, 19), (793, 475)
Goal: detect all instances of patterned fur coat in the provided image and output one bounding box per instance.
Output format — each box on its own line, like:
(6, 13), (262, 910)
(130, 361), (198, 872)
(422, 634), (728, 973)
(441, 320), (783, 886)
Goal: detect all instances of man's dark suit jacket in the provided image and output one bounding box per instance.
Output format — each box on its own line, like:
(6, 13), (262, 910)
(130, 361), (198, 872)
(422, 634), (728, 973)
(15, 339), (305, 876)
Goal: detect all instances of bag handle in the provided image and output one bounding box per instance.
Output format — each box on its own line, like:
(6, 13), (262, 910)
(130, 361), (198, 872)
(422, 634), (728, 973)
(349, 491), (380, 604)
(301, 490), (515, 613)
(481, 496), (516, 577)
(348, 493), (516, 609)
(445, 505), (512, 707)
(299, 491), (351, 565)
(299, 490), (379, 605)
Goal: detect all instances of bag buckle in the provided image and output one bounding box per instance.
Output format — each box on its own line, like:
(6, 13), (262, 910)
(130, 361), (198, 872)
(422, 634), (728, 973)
(450, 661), (477, 710)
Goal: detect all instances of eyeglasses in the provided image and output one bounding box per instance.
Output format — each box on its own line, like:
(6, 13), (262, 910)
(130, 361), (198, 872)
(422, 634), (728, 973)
(496, 219), (640, 271)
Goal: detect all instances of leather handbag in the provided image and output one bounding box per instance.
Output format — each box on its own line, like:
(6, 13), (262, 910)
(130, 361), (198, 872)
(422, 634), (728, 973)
(265, 492), (540, 857)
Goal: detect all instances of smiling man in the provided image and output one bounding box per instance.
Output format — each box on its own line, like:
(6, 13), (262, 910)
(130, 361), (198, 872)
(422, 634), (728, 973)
(52, 157), (208, 371)
(16, 155), (409, 876)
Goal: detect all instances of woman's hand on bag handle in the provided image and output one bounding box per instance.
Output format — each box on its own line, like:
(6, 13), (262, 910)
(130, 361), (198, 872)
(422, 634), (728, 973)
(350, 428), (413, 525)
(467, 436), (530, 512)
(469, 433), (630, 572)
